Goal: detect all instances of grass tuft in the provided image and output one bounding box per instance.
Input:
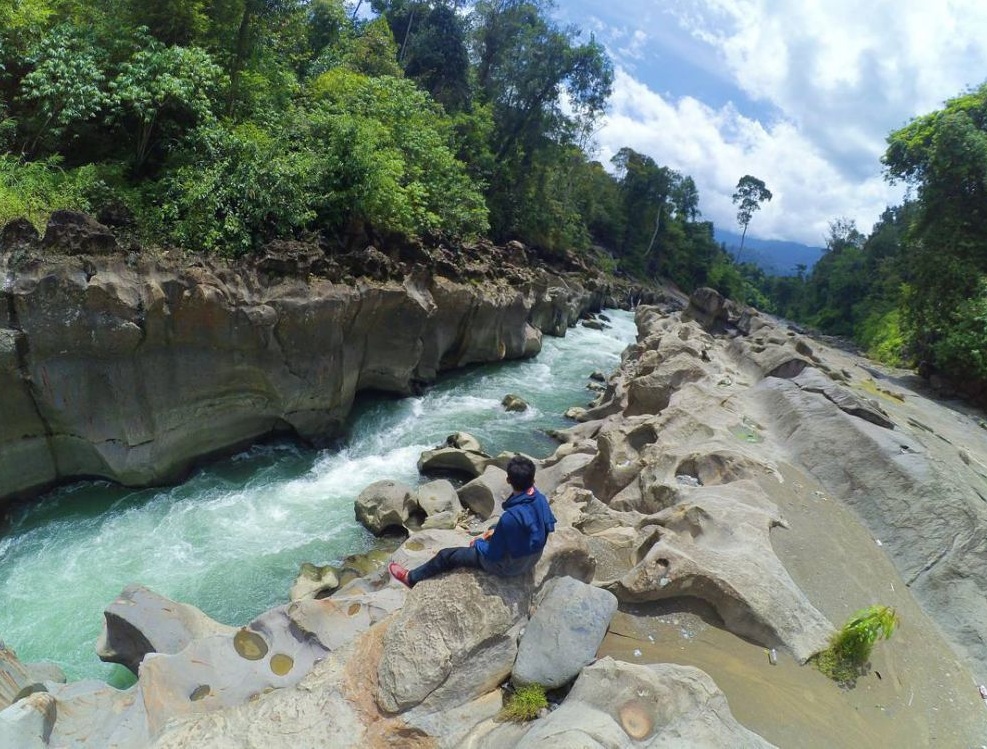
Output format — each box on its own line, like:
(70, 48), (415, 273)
(814, 605), (899, 686)
(500, 683), (548, 722)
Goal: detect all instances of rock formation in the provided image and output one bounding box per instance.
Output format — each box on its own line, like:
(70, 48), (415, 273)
(0, 213), (660, 504)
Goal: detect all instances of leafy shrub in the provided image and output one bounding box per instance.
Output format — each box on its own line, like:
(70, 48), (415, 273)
(931, 279), (987, 382)
(857, 308), (907, 366)
(154, 122), (320, 254)
(500, 684), (548, 722)
(815, 605), (899, 685)
(0, 155), (101, 229)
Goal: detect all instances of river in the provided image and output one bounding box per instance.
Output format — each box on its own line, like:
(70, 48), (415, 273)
(0, 311), (637, 684)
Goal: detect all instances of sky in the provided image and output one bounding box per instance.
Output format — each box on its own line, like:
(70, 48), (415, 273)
(553, 0), (987, 246)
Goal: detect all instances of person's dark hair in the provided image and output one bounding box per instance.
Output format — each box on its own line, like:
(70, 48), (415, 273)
(506, 455), (536, 492)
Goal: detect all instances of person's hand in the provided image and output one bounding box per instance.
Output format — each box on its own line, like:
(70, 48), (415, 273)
(470, 528), (495, 546)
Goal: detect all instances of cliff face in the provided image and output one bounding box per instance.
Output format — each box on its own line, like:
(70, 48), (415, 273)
(0, 216), (656, 503)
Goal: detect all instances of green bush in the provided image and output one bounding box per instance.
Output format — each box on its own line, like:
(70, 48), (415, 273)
(857, 308), (907, 366)
(500, 684), (548, 722)
(154, 122), (320, 254)
(0, 155), (101, 229)
(931, 279), (987, 382)
(815, 605), (899, 685)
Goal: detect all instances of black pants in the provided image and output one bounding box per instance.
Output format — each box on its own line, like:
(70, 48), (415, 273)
(409, 545), (482, 586)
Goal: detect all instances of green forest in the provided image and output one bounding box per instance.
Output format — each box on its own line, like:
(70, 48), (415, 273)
(752, 83), (987, 395)
(0, 0), (742, 295)
(1, 0), (985, 394)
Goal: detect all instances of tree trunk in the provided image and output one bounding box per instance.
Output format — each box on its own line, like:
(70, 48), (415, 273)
(227, 3), (254, 118)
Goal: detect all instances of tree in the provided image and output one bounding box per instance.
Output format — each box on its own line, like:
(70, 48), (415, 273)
(18, 24), (109, 154)
(108, 36), (224, 174)
(731, 174), (772, 261)
(471, 0), (612, 241)
(883, 84), (987, 366)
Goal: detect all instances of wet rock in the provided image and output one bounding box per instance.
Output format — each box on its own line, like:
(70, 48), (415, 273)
(445, 431), (483, 452)
(502, 393), (529, 412)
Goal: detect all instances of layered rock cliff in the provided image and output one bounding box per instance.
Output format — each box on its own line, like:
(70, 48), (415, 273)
(0, 212), (660, 503)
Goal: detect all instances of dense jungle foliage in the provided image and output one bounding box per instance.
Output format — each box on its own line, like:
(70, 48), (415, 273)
(752, 83), (987, 393)
(4, 1), (982, 391)
(0, 0), (747, 296)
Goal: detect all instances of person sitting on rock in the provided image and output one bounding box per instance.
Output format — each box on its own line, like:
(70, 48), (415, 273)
(389, 455), (556, 587)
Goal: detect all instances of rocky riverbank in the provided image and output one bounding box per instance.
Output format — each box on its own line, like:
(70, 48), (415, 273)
(0, 211), (662, 504)
(4, 288), (986, 747)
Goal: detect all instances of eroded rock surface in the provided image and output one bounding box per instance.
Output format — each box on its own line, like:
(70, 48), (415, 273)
(0, 222), (659, 503)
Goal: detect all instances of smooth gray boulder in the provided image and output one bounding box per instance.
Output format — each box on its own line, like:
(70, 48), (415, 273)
(97, 584), (236, 675)
(354, 479), (416, 534)
(457, 465), (509, 519)
(416, 479), (462, 518)
(417, 447), (490, 479)
(513, 576), (617, 688)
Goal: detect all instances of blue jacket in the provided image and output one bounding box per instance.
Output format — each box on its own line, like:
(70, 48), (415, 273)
(474, 487), (556, 576)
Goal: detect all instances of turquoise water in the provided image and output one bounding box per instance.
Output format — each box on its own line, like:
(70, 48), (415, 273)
(0, 310), (636, 683)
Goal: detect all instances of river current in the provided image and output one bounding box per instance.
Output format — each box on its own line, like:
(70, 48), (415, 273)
(0, 310), (637, 684)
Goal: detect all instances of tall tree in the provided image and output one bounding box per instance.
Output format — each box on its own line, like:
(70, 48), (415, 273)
(883, 82), (987, 378)
(731, 174), (772, 261)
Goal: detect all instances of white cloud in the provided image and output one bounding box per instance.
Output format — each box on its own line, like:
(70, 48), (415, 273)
(597, 69), (904, 245)
(590, 0), (987, 245)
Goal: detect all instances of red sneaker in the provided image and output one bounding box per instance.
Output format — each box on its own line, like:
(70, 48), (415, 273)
(388, 562), (412, 588)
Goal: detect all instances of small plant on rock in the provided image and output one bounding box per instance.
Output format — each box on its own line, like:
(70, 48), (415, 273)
(500, 683), (548, 722)
(815, 604), (899, 685)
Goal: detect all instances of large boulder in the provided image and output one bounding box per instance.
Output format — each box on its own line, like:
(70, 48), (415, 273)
(513, 576), (617, 689)
(418, 447), (490, 479)
(416, 479), (463, 519)
(376, 570), (531, 714)
(457, 465), (510, 519)
(96, 584), (236, 675)
(41, 210), (119, 256)
(354, 479), (416, 534)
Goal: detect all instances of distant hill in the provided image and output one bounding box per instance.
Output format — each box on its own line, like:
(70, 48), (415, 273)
(714, 229), (824, 276)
